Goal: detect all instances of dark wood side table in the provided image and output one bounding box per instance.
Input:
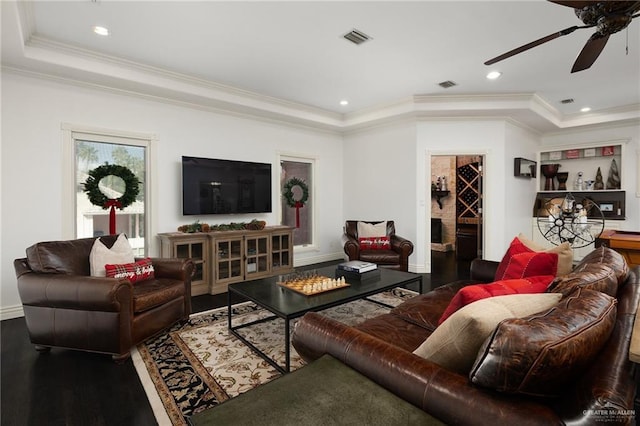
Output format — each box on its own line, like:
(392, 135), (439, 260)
(595, 229), (640, 268)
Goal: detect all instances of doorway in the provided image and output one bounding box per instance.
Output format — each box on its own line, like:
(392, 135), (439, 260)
(430, 154), (484, 273)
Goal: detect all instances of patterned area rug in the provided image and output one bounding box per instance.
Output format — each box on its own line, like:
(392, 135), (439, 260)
(132, 288), (416, 425)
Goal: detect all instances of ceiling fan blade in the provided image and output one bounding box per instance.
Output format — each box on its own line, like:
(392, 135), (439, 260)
(571, 33), (610, 72)
(626, 1), (640, 14)
(547, 1), (594, 9)
(484, 25), (584, 66)
(622, 1), (640, 14)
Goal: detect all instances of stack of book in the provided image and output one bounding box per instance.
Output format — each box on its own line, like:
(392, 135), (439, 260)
(335, 261), (380, 281)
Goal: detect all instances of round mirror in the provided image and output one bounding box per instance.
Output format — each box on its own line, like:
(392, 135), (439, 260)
(98, 175), (126, 197)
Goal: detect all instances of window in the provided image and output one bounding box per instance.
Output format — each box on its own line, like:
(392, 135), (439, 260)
(280, 157), (314, 247)
(63, 125), (154, 256)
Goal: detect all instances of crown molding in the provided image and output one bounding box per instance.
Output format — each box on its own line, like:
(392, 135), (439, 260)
(22, 35), (344, 128)
(2, 66), (345, 136)
(555, 104), (640, 128)
(541, 115), (640, 138)
(5, 2), (638, 136)
(340, 93), (561, 133)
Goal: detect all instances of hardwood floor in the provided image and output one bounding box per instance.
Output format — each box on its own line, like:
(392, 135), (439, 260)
(1, 252), (469, 426)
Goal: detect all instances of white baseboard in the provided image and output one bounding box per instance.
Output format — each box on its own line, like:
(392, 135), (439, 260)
(1, 304), (24, 321)
(294, 251), (344, 267)
(410, 263), (427, 274)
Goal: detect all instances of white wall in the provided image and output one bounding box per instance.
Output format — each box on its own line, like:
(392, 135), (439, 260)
(504, 122), (542, 241)
(1, 72), (344, 319)
(342, 122), (419, 267)
(3, 71), (638, 319)
(417, 119), (510, 270)
(342, 119), (547, 272)
(341, 118), (547, 272)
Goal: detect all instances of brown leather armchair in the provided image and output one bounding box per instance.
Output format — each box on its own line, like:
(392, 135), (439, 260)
(14, 235), (194, 362)
(342, 220), (414, 272)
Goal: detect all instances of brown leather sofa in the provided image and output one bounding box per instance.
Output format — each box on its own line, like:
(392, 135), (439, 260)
(342, 220), (414, 272)
(293, 246), (639, 425)
(14, 235), (194, 361)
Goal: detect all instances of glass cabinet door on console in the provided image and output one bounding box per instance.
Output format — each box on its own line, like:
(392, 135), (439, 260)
(158, 233), (209, 296)
(271, 229), (293, 274)
(214, 236), (244, 284)
(245, 232), (271, 280)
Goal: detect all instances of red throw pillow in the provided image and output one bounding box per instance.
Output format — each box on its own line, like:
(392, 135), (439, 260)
(495, 237), (558, 281)
(359, 236), (390, 250)
(105, 258), (155, 284)
(438, 275), (555, 325)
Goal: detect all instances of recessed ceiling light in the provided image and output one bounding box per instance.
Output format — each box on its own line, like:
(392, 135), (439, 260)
(340, 100), (349, 106)
(486, 71), (502, 80)
(580, 107), (592, 112)
(93, 26), (110, 36)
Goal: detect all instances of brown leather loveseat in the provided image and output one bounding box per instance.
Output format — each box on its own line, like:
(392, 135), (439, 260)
(14, 235), (194, 361)
(342, 220), (414, 272)
(293, 247), (639, 425)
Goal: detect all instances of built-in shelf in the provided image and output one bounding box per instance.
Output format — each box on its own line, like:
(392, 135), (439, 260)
(533, 190), (626, 220)
(538, 142), (623, 192)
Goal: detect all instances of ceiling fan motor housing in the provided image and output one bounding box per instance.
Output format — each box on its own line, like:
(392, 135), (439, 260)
(575, 2), (635, 35)
(597, 15), (633, 35)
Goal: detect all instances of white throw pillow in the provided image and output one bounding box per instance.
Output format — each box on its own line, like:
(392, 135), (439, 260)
(357, 221), (387, 238)
(90, 234), (135, 277)
(412, 293), (562, 374)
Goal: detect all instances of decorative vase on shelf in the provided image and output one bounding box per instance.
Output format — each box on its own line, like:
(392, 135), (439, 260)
(606, 159), (621, 189)
(594, 167), (605, 190)
(541, 164), (560, 191)
(556, 172), (569, 190)
(585, 180), (595, 190)
(573, 171), (584, 191)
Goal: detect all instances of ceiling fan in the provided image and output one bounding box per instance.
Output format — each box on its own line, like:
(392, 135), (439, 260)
(485, 1), (640, 72)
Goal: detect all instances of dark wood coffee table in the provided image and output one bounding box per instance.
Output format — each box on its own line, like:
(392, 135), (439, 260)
(227, 265), (422, 373)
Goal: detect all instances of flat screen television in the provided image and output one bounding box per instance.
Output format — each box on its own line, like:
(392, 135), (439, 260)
(182, 156), (272, 215)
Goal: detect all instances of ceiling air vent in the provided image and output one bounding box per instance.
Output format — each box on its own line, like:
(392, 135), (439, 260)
(561, 98), (574, 104)
(343, 29), (371, 45)
(438, 80), (457, 89)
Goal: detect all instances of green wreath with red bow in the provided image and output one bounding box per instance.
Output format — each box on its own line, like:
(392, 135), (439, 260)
(283, 177), (309, 228)
(84, 163), (140, 234)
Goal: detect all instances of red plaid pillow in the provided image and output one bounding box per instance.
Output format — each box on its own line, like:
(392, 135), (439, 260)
(438, 275), (555, 325)
(359, 236), (390, 250)
(105, 258), (155, 284)
(495, 237), (558, 281)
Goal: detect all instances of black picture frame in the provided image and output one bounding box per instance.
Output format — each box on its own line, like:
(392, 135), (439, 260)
(514, 157), (536, 178)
